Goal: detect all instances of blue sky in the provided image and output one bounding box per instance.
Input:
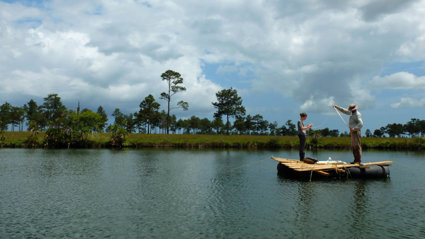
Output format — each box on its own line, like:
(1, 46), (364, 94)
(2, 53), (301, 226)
(1, 0), (425, 133)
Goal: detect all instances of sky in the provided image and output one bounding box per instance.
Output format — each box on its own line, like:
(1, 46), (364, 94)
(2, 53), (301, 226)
(1, 0), (425, 133)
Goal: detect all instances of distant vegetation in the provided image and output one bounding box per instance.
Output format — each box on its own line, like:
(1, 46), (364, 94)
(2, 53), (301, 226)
(0, 69), (424, 149)
(1, 132), (425, 150)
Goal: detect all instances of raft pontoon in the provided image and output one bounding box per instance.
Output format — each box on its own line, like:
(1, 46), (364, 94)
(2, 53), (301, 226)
(271, 156), (392, 180)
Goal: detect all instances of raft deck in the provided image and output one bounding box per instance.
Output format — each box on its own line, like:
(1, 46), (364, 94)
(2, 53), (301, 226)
(271, 156), (392, 179)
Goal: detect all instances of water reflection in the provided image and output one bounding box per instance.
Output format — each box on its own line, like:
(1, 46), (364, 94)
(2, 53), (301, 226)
(350, 180), (368, 235)
(295, 181), (314, 238)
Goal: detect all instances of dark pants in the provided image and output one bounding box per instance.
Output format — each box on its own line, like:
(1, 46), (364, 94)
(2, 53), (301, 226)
(298, 134), (306, 161)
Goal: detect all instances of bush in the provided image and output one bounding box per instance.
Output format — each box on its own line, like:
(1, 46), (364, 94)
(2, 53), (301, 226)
(108, 124), (128, 149)
(24, 133), (41, 148)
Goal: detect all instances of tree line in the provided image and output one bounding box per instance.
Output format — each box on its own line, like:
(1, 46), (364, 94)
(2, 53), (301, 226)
(1, 70), (424, 148)
(367, 119), (425, 138)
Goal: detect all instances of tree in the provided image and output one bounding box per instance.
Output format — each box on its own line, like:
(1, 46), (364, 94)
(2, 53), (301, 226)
(373, 128), (385, 138)
(108, 110), (135, 133)
(160, 70), (189, 134)
(233, 116), (246, 134)
(211, 116), (224, 134)
(385, 123), (404, 138)
(37, 94), (72, 148)
(199, 118), (212, 134)
(244, 115), (253, 134)
(25, 99), (45, 131)
(278, 125), (288, 136)
(252, 114), (268, 135)
(157, 110), (168, 134)
(112, 108), (125, 127)
(108, 124), (128, 149)
(321, 127), (330, 137)
(0, 102), (12, 132)
(169, 115), (177, 134)
(124, 113), (136, 133)
(405, 118), (420, 137)
(285, 120), (297, 136)
(329, 129), (340, 137)
(10, 106), (25, 131)
(189, 116), (201, 134)
(137, 94), (160, 134)
(269, 121), (278, 136)
(365, 129), (372, 137)
(176, 119), (186, 134)
(96, 106), (108, 132)
(212, 88), (246, 134)
(79, 109), (103, 133)
(418, 120), (425, 137)
(67, 109), (103, 145)
(182, 119), (191, 134)
(41, 94), (67, 129)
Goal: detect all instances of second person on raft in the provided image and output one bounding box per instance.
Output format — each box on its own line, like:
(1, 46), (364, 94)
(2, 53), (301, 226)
(298, 112), (313, 161)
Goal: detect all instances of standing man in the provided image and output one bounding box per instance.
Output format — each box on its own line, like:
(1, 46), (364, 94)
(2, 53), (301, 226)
(334, 104), (363, 164)
(298, 112), (313, 161)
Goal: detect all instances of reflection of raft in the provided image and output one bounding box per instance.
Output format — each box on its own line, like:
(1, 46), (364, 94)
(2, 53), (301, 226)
(271, 156), (392, 180)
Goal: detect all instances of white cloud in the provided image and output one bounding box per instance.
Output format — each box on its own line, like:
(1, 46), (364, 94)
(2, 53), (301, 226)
(370, 72), (425, 89)
(397, 34), (425, 60)
(300, 96), (335, 113)
(391, 97), (425, 108)
(1, 0), (425, 118)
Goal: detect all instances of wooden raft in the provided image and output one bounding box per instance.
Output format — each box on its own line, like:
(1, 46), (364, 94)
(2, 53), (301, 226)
(271, 156), (392, 173)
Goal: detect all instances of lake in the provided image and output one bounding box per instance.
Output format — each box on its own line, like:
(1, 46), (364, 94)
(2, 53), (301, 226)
(1, 148), (424, 238)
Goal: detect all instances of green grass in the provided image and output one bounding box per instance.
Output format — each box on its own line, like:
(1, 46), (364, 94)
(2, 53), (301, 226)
(1, 132), (425, 150)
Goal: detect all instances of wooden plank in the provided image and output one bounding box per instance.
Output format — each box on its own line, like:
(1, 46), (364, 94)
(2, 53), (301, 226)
(316, 170), (331, 176)
(290, 165), (356, 172)
(271, 156), (298, 163)
(363, 161), (393, 166)
(282, 163), (349, 173)
(281, 163), (376, 172)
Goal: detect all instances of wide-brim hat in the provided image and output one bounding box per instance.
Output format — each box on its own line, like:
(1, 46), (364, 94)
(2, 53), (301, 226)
(348, 104), (359, 111)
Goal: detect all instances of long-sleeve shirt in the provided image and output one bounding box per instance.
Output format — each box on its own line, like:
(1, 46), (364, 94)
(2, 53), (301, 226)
(334, 105), (363, 131)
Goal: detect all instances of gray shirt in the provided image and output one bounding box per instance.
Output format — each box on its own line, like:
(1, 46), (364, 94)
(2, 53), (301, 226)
(335, 105), (363, 131)
(298, 119), (306, 136)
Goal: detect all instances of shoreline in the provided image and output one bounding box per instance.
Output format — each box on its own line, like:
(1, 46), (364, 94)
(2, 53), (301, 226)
(1, 132), (425, 150)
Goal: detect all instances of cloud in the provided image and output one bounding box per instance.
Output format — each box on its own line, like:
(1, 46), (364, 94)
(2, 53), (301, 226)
(369, 72), (425, 89)
(359, 0), (416, 21)
(1, 0), (425, 119)
(300, 96), (335, 113)
(369, 72), (425, 109)
(0, 1), (222, 116)
(391, 97), (425, 108)
(397, 34), (425, 61)
(246, 0), (422, 112)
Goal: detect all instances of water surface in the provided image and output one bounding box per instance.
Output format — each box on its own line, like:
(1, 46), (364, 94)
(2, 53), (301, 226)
(1, 149), (424, 238)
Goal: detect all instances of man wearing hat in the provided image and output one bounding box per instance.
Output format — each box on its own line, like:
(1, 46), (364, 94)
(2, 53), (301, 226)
(334, 104), (363, 164)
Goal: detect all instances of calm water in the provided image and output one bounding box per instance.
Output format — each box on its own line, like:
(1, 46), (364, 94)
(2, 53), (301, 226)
(1, 148), (425, 238)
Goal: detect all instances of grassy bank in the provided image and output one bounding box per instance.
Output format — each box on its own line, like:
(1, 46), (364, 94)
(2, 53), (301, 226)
(0, 132), (425, 150)
(1, 132), (425, 150)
